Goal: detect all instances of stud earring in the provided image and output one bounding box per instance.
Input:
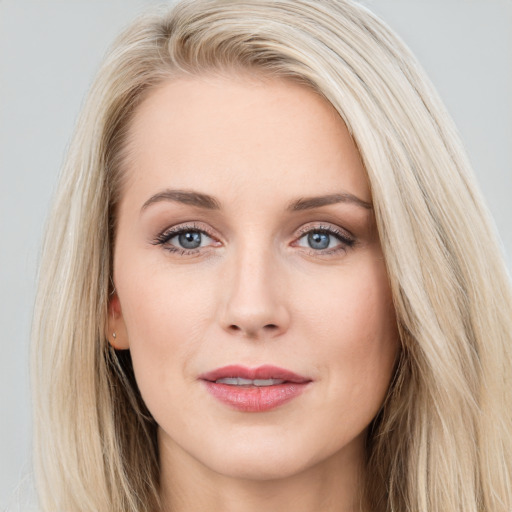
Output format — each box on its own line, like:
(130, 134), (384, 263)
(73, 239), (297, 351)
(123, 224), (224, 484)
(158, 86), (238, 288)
(112, 332), (117, 339)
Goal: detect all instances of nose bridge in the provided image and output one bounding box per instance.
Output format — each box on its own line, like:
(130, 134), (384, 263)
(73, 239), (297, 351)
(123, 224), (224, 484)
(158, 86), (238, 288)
(219, 236), (289, 338)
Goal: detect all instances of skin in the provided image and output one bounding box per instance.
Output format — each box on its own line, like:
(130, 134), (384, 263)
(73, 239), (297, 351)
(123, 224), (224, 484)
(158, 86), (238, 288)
(108, 74), (399, 512)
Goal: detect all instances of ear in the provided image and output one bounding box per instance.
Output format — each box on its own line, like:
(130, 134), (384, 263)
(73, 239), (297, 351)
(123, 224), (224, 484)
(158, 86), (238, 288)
(106, 293), (130, 350)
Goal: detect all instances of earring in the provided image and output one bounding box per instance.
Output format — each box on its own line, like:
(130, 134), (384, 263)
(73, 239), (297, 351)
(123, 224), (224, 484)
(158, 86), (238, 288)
(110, 332), (119, 350)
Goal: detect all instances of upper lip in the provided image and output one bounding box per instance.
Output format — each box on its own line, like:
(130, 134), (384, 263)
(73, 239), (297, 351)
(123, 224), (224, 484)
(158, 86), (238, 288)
(199, 365), (312, 383)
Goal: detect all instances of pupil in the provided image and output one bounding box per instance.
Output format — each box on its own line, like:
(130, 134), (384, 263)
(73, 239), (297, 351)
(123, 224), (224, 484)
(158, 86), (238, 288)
(178, 231), (201, 249)
(308, 232), (330, 250)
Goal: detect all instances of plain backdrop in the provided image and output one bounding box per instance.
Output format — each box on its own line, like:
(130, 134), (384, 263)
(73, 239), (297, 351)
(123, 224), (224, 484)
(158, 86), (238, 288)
(0, 0), (510, 509)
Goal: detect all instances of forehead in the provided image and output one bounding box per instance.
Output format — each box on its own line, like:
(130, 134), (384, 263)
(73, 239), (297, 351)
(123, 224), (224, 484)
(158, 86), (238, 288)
(121, 74), (370, 210)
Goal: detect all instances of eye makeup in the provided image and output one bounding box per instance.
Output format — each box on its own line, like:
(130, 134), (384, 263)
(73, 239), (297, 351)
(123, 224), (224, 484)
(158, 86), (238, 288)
(151, 220), (356, 258)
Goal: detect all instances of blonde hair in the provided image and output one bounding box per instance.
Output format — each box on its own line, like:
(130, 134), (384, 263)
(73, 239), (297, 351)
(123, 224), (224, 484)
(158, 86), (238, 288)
(32, 0), (512, 511)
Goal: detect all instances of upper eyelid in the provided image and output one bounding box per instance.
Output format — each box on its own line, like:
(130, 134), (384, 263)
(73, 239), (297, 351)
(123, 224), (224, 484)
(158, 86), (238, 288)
(295, 223), (354, 239)
(160, 222), (216, 238)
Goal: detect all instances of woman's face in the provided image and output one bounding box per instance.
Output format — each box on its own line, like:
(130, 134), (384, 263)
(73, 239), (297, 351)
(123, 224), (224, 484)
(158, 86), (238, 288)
(110, 74), (398, 481)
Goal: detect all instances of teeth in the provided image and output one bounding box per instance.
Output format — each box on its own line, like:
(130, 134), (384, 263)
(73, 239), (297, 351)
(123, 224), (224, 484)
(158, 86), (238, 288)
(215, 377), (286, 386)
(253, 379), (285, 386)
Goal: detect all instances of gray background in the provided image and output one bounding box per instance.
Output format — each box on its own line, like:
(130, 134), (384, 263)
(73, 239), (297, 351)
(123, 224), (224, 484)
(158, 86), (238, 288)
(1, 0), (510, 509)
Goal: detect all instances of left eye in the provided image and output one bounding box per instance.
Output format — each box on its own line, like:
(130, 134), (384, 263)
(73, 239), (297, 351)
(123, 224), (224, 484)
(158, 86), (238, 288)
(167, 230), (213, 250)
(296, 229), (351, 251)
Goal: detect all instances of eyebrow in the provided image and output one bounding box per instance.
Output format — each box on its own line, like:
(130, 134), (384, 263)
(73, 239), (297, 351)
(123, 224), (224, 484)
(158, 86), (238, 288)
(141, 189), (221, 211)
(140, 189), (372, 213)
(287, 193), (372, 211)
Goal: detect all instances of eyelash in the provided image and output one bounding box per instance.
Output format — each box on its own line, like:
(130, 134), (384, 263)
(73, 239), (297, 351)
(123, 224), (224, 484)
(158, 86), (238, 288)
(152, 222), (355, 257)
(294, 224), (356, 255)
(152, 223), (216, 256)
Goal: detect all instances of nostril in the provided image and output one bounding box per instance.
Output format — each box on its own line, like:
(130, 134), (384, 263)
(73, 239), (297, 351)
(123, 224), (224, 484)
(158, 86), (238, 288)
(227, 323), (279, 335)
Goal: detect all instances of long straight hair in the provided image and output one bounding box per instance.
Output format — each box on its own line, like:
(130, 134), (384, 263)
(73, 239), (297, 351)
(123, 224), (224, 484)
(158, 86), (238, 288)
(32, 1), (512, 510)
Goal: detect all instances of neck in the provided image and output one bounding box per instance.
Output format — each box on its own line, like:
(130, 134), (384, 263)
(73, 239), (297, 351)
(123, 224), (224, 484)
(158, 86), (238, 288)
(158, 429), (366, 512)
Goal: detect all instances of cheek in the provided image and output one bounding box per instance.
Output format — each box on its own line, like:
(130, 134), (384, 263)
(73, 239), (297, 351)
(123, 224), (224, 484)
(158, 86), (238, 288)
(298, 255), (397, 351)
(115, 261), (217, 401)
(297, 255), (398, 411)
(119, 255), (214, 338)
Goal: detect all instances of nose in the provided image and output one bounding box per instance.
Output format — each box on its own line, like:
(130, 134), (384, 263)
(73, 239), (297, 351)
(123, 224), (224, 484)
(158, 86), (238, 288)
(217, 244), (290, 339)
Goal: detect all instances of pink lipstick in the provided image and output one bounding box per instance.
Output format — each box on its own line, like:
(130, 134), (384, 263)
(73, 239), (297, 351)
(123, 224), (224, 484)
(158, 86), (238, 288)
(199, 365), (312, 412)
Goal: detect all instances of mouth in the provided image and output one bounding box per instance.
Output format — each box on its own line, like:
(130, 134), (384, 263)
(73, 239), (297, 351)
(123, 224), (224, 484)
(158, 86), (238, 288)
(199, 365), (312, 412)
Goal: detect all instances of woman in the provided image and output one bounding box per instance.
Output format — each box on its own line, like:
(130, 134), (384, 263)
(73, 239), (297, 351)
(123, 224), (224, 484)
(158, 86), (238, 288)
(31, 0), (512, 511)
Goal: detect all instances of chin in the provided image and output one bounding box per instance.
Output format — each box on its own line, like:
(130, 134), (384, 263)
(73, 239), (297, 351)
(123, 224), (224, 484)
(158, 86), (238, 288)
(201, 435), (327, 481)
(211, 455), (310, 481)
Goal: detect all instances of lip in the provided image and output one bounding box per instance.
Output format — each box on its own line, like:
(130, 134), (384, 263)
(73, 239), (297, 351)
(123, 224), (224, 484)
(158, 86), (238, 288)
(199, 365), (312, 412)
(199, 364), (311, 383)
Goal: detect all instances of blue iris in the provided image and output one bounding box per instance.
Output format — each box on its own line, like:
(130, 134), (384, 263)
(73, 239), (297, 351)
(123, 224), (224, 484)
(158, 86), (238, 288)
(178, 231), (202, 249)
(308, 232), (330, 250)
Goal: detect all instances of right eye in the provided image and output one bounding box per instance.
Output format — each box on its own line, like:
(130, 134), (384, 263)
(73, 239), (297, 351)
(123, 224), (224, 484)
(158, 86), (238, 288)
(152, 223), (220, 255)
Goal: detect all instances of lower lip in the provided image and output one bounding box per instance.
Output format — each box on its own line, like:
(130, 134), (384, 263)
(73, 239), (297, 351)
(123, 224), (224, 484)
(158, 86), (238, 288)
(202, 381), (310, 412)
